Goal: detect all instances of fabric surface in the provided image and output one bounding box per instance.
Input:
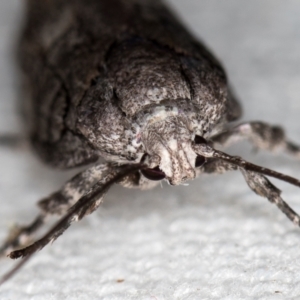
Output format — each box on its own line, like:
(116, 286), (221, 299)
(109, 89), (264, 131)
(1, 1), (300, 299)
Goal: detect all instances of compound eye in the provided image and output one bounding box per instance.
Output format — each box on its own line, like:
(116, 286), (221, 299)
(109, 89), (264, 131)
(195, 155), (206, 168)
(194, 135), (207, 145)
(141, 166), (166, 181)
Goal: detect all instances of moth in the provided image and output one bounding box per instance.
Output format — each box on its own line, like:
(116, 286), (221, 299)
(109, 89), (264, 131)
(1, 0), (300, 284)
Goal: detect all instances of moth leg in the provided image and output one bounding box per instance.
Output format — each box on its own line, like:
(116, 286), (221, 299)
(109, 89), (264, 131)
(0, 162), (114, 256)
(119, 171), (159, 190)
(38, 163), (114, 215)
(7, 164), (142, 260)
(200, 159), (300, 226)
(212, 121), (300, 157)
(199, 158), (238, 175)
(241, 169), (300, 225)
(0, 216), (45, 257)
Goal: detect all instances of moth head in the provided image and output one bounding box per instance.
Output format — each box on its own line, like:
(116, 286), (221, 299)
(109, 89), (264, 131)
(140, 116), (206, 185)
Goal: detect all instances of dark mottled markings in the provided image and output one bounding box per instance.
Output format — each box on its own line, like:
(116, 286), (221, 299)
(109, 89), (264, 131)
(1, 0), (300, 285)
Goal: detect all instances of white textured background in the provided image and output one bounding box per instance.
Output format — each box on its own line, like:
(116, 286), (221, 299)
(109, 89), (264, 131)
(1, 1), (300, 299)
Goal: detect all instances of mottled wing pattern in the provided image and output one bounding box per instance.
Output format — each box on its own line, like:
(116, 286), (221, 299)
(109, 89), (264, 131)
(20, 0), (240, 168)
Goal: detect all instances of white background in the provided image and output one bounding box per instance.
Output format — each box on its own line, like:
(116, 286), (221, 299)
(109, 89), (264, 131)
(1, 1), (300, 299)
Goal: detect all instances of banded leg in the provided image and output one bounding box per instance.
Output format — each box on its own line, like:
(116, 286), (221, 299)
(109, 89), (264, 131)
(241, 169), (300, 225)
(0, 162), (115, 256)
(212, 121), (300, 157)
(119, 170), (159, 190)
(7, 164), (143, 259)
(199, 158), (300, 226)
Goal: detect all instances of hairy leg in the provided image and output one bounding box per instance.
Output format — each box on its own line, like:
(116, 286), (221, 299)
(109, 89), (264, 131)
(199, 158), (300, 226)
(119, 170), (159, 190)
(0, 162), (116, 256)
(0, 165), (143, 285)
(7, 164), (143, 259)
(212, 121), (300, 157)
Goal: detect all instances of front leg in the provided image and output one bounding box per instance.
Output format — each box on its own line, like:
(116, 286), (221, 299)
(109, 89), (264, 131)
(6, 164), (143, 260)
(118, 170), (159, 190)
(212, 121), (300, 157)
(0, 162), (117, 256)
(199, 158), (300, 226)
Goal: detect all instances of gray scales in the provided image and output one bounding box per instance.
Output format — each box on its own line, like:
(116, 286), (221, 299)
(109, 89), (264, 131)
(1, 0), (300, 284)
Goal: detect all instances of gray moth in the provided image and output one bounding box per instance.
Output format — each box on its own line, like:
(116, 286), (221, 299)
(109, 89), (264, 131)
(1, 0), (300, 284)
